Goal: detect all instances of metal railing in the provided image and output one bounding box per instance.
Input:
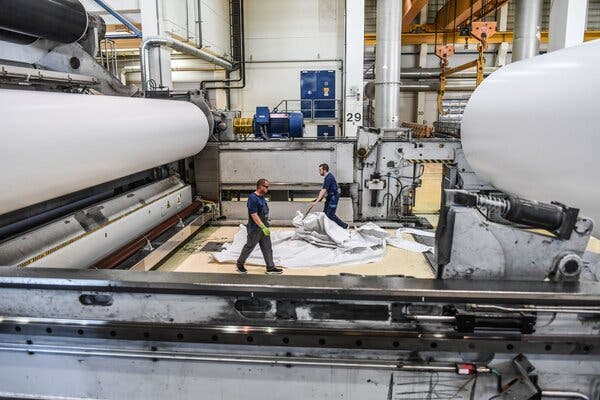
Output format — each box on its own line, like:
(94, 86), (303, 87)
(99, 39), (118, 78)
(272, 99), (342, 122)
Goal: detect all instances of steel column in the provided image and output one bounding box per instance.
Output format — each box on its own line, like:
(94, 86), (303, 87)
(512, 0), (542, 61)
(374, 0), (402, 129)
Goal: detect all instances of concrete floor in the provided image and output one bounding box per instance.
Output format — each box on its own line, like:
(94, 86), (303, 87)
(156, 218), (600, 278)
(158, 225), (436, 278)
(154, 164), (600, 278)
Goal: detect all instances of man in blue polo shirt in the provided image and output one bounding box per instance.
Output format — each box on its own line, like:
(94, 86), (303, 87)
(312, 163), (348, 229)
(236, 178), (283, 274)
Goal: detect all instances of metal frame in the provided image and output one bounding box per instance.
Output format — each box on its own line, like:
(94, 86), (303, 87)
(93, 0), (142, 39)
(1, 268), (598, 305)
(0, 269), (598, 356)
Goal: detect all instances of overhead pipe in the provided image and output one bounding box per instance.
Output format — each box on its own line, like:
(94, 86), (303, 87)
(399, 83), (476, 92)
(374, 0), (402, 129)
(196, 0), (203, 48)
(512, 0), (543, 61)
(398, 67), (499, 79)
(140, 35), (234, 93)
(364, 81), (476, 97)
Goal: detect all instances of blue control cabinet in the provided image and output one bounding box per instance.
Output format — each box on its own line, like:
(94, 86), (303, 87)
(300, 70), (335, 119)
(317, 125), (335, 139)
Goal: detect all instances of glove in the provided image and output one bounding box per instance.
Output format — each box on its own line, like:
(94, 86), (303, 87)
(261, 226), (271, 236)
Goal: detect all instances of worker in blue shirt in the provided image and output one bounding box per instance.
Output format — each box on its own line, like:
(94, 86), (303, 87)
(313, 163), (348, 229)
(236, 178), (283, 274)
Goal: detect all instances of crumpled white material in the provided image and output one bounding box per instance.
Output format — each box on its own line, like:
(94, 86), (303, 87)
(212, 212), (434, 268)
(388, 228), (435, 253)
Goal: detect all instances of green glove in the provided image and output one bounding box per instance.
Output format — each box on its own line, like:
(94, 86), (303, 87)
(261, 226), (271, 236)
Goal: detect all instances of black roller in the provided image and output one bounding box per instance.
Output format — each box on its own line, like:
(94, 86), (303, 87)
(0, 0), (88, 44)
(503, 197), (565, 232)
(0, 28), (37, 45)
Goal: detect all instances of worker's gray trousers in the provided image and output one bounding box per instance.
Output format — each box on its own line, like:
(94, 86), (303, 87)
(236, 228), (275, 268)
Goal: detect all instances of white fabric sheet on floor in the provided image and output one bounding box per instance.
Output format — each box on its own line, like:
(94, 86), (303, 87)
(212, 212), (434, 269)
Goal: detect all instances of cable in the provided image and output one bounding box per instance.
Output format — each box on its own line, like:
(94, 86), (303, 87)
(482, 0), (487, 22)
(147, 78), (157, 91)
(453, 0), (458, 47)
(469, 374), (478, 400)
(490, 368), (503, 396)
(537, 312), (557, 328)
(470, 0), (474, 26)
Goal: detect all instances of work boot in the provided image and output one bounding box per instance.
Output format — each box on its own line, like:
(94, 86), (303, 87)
(236, 263), (247, 274)
(266, 266), (283, 274)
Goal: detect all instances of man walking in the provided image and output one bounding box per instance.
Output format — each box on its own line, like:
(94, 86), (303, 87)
(313, 163), (348, 229)
(236, 178), (283, 274)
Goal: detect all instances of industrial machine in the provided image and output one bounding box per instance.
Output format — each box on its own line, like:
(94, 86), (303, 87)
(0, 0), (216, 268)
(0, 0), (598, 399)
(437, 189), (593, 281)
(233, 106), (303, 139)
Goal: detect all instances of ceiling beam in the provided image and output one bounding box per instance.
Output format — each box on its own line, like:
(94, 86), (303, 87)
(364, 30), (600, 46)
(403, 0), (430, 27)
(435, 0), (510, 31)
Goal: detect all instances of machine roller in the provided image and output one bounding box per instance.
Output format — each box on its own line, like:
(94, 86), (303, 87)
(0, 89), (210, 216)
(461, 39), (600, 236)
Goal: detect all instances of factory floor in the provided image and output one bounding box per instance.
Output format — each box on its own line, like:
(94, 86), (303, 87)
(156, 165), (444, 278)
(157, 224), (436, 278)
(153, 162), (600, 278)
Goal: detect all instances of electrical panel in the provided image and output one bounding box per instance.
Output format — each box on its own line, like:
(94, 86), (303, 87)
(300, 70), (336, 119)
(317, 125), (335, 139)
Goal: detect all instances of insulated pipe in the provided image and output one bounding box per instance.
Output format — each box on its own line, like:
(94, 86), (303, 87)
(374, 0), (402, 129)
(0, 0), (88, 44)
(399, 83), (476, 92)
(365, 81), (476, 98)
(0, 89), (210, 215)
(399, 67), (499, 79)
(140, 36), (234, 92)
(461, 39), (600, 236)
(512, 0), (543, 61)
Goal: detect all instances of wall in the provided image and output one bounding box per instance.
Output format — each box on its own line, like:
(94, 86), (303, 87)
(83, 0), (501, 128)
(198, 0), (231, 57)
(81, 0), (229, 53)
(228, 0), (346, 137)
(82, 0), (230, 92)
(80, 0), (141, 23)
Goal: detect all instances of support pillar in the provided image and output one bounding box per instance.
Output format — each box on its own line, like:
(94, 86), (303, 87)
(374, 0), (402, 130)
(343, 0), (365, 137)
(548, 0), (588, 52)
(512, 0), (543, 61)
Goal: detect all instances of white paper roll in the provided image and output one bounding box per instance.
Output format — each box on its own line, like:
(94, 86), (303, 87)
(0, 89), (209, 215)
(462, 40), (600, 235)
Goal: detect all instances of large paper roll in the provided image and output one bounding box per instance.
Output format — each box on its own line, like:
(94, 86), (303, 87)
(462, 40), (600, 235)
(0, 89), (209, 215)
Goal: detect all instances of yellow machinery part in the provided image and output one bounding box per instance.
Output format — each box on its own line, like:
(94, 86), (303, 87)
(233, 117), (253, 135)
